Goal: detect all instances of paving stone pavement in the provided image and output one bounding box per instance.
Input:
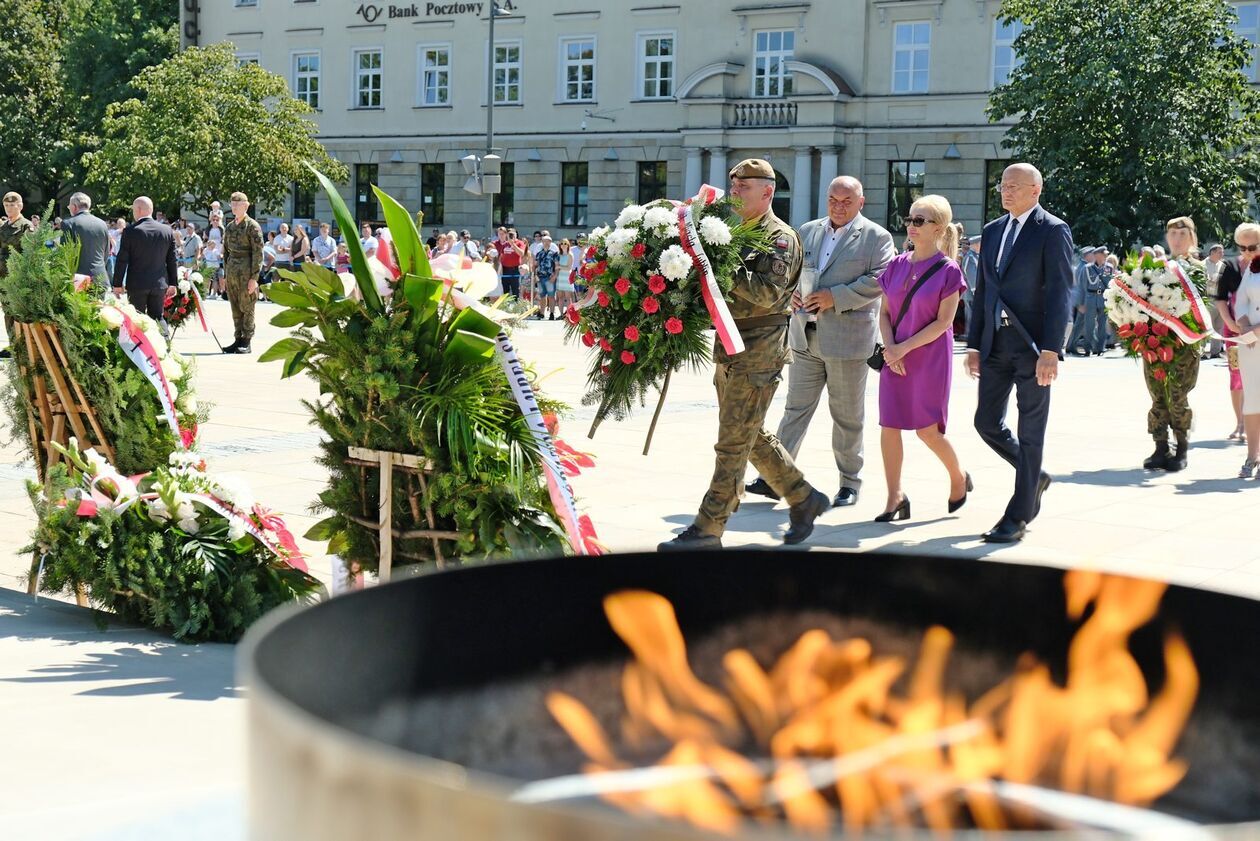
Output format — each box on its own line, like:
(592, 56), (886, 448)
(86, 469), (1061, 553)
(3, 298), (1259, 839)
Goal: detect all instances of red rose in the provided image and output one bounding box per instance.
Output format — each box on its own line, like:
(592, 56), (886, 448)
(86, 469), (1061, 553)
(580, 263), (595, 280)
(631, 243), (647, 259)
(1133, 322), (1149, 337)
(599, 337), (612, 352)
(1146, 335), (1161, 349)
(642, 296), (660, 314)
(597, 290), (611, 307)
(648, 274), (667, 294)
(565, 306), (581, 325)
(1153, 367), (1167, 380)
(624, 325), (640, 342)
(581, 330), (596, 347)
(665, 316), (684, 335)
(595, 260), (608, 275)
(1144, 350), (1159, 364)
(1158, 345), (1175, 363)
(620, 350), (636, 364)
(614, 277), (632, 296)
(1152, 322), (1170, 336)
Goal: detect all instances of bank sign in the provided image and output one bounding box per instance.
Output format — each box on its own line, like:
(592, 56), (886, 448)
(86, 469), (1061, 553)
(355, 0), (516, 23)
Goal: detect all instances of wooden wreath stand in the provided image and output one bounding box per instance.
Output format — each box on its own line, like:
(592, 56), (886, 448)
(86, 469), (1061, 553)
(345, 446), (461, 584)
(12, 320), (115, 605)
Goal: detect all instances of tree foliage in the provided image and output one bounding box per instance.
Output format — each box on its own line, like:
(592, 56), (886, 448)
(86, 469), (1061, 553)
(988, 0), (1260, 248)
(83, 42), (346, 214)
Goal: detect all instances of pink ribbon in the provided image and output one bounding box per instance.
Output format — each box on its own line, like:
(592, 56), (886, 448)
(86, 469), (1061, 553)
(675, 185), (745, 355)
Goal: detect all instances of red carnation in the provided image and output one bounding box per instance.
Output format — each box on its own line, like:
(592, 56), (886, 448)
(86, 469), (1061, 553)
(1152, 322), (1170, 336)
(580, 263), (595, 280)
(614, 276), (632, 296)
(1133, 322), (1149, 337)
(665, 316), (684, 335)
(595, 260), (609, 275)
(648, 274), (667, 294)
(581, 330), (596, 347)
(642, 296), (660, 314)
(1153, 367), (1167, 381)
(1158, 345), (1175, 363)
(599, 337), (612, 352)
(565, 306), (581, 325)
(620, 350), (637, 365)
(624, 325), (640, 342)
(631, 242), (647, 259)
(1146, 335), (1161, 349)
(597, 290), (611, 308)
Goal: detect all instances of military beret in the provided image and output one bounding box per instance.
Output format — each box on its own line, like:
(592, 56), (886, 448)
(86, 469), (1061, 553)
(728, 158), (776, 181)
(2, 192), (21, 204)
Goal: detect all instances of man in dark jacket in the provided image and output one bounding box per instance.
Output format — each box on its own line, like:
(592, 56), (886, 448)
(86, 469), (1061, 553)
(112, 196), (177, 326)
(61, 191), (111, 296)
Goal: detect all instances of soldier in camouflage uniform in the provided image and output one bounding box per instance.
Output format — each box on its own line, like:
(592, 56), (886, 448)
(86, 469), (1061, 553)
(660, 159), (830, 550)
(0, 192), (35, 357)
(222, 191), (263, 354)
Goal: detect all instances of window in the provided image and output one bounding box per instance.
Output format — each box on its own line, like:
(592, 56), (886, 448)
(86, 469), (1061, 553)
(354, 49), (383, 108)
(771, 170), (791, 221)
(293, 182), (315, 220)
(992, 19), (1024, 87)
(355, 164), (379, 223)
(493, 41), (522, 104)
(752, 30), (794, 98)
(493, 162), (515, 226)
(560, 37), (596, 102)
(984, 159), (1007, 222)
(236, 53), (260, 66)
(293, 52), (320, 109)
(1234, 3), (1259, 81)
(637, 161), (668, 204)
(638, 33), (675, 99)
(892, 22), (931, 94)
(419, 45), (450, 106)
(886, 161), (926, 234)
(420, 163), (444, 226)
(234, 0), (257, 6)
(561, 162), (588, 227)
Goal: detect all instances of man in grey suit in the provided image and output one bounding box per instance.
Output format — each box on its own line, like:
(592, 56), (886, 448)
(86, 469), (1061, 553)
(745, 176), (896, 507)
(60, 191), (111, 295)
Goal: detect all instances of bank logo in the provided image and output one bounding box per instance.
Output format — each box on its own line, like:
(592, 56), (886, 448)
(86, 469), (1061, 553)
(356, 3), (383, 22)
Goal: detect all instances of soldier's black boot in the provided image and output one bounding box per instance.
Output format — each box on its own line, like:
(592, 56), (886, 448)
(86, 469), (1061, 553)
(1166, 432), (1189, 472)
(1143, 438), (1170, 471)
(784, 489), (829, 545)
(658, 524), (722, 551)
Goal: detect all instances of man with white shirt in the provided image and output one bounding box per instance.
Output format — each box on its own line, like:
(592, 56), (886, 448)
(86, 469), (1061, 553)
(311, 222), (337, 268)
(450, 229), (481, 260)
(273, 222), (293, 271)
(745, 176), (895, 508)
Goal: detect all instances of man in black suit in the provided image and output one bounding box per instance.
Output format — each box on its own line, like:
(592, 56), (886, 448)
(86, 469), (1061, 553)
(60, 191), (110, 295)
(112, 196), (177, 326)
(965, 163), (1074, 544)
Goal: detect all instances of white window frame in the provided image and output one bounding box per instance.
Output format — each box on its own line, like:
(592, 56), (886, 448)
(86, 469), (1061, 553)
(234, 0), (258, 6)
(491, 39), (523, 105)
(235, 52), (261, 66)
(891, 21), (931, 94)
(558, 35), (597, 103)
(353, 47), (383, 109)
(292, 50), (321, 109)
(991, 18), (1023, 88)
(751, 28), (794, 98)
(1234, 2), (1260, 81)
(417, 43), (452, 107)
(636, 30), (676, 100)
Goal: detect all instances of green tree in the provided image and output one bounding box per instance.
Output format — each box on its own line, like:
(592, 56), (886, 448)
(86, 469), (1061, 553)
(0, 0), (74, 200)
(83, 42), (346, 215)
(988, 0), (1260, 248)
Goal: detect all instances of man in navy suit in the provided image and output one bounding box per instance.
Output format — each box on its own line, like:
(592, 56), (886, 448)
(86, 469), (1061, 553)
(965, 163), (1074, 543)
(112, 196), (177, 327)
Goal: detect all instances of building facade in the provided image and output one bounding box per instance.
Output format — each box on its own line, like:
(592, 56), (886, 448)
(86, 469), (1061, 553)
(184, 0), (1036, 239)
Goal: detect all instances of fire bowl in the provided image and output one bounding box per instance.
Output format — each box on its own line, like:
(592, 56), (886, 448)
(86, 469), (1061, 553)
(241, 550), (1260, 840)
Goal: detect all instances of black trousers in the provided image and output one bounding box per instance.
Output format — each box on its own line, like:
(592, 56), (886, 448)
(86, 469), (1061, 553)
(128, 286), (167, 323)
(974, 327), (1052, 524)
(501, 270), (520, 298)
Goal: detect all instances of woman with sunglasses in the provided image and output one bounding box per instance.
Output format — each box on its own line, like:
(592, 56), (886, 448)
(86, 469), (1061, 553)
(874, 195), (971, 522)
(1216, 223), (1260, 459)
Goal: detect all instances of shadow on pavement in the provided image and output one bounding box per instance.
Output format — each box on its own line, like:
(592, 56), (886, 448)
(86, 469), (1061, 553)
(1173, 477), (1254, 496)
(1053, 467), (1154, 487)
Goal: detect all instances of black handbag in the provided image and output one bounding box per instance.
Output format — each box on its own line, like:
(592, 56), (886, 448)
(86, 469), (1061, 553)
(867, 256), (948, 371)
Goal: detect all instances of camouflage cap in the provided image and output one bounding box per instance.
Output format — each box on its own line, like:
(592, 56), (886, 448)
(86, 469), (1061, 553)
(2, 192), (21, 204)
(728, 158), (776, 181)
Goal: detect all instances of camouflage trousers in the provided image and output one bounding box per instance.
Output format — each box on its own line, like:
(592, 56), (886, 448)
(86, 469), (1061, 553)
(225, 270), (256, 343)
(694, 361), (814, 537)
(1144, 349), (1200, 437)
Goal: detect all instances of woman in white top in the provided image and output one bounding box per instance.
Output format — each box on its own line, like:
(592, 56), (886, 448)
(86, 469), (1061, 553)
(554, 238), (575, 313)
(1234, 249), (1260, 477)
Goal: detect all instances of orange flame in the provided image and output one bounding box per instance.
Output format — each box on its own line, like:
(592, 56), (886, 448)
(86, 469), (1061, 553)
(546, 575), (1197, 834)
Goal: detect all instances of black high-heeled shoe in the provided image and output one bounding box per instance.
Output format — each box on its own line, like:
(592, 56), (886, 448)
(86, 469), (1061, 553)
(874, 496), (910, 523)
(947, 473), (974, 514)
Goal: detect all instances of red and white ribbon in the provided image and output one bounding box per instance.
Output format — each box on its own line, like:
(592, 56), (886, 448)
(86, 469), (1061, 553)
(676, 185), (745, 355)
(190, 285), (210, 332)
(1113, 260), (1246, 347)
(194, 495), (309, 573)
(104, 305), (198, 448)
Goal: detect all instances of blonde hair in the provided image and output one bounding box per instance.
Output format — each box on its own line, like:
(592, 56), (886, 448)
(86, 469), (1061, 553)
(1234, 222), (1260, 243)
(910, 194), (958, 260)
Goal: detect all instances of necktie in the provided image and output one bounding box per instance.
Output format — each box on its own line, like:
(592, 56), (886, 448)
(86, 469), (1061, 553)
(998, 218), (1020, 274)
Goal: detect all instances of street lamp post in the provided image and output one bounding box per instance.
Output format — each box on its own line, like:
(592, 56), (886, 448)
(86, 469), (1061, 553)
(485, 1), (500, 241)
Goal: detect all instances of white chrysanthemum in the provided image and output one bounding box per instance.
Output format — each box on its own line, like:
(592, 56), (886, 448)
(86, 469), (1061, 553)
(588, 225), (611, 243)
(699, 216), (732, 246)
(228, 519), (247, 542)
(643, 206), (677, 233)
(1168, 298), (1192, 317)
(99, 307), (124, 329)
(190, 272), (204, 284)
(605, 227), (639, 259)
(615, 205), (646, 228)
(1128, 279), (1150, 299)
(658, 244), (693, 282)
(211, 474), (255, 513)
(178, 279), (191, 293)
(160, 356), (183, 383)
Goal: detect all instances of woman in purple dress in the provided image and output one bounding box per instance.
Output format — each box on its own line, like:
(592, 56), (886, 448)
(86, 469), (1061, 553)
(875, 195), (971, 522)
